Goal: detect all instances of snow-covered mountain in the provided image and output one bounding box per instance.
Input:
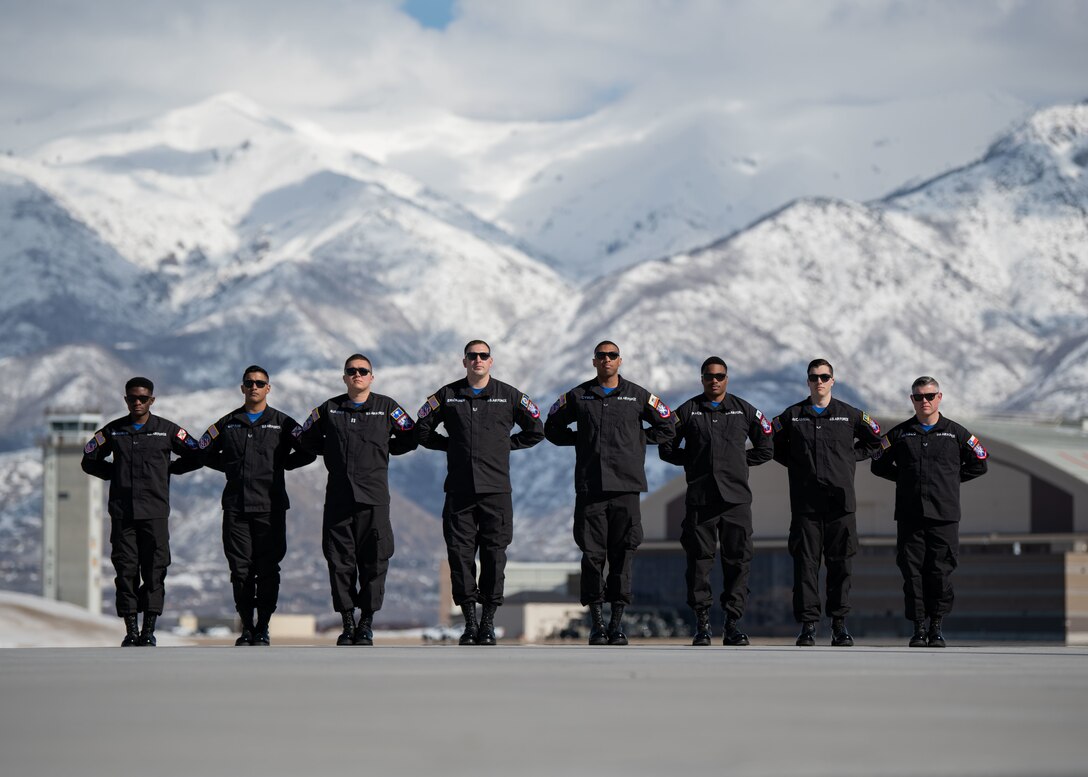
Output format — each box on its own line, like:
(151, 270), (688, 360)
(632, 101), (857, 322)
(1, 96), (1085, 622)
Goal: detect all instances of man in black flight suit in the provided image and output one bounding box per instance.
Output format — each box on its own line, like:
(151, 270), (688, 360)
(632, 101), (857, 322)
(195, 365), (315, 646)
(81, 377), (200, 646)
(659, 357), (773, 646)
(416, 340), (544, 645)
(544, 340), (676, 645)
(772, 359), (882, 647)
(871, 376), (988, 647)
(296, 354), (417, 646)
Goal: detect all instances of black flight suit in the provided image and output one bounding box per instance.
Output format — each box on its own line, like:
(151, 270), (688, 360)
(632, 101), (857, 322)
(81, 414), (200, 617)
(415, 378), (544, 607)
(296, 393), (417, 615)
(871, 415), (988, 620)
(659, 393), (774, 618)
(772, 397), (883, 623)
(544, 376), (676, 606)
(196, 406), (316, 623)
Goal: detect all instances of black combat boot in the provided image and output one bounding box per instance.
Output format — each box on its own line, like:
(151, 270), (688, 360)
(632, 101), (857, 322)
(354, 613), (374, 646)
(138, 614), (158, 647)
(236, 609), (255, 646)
(927, 617), (946, 648)
(252, 609), (272, 646)
(459, 603), (479, 646)
(607, 603), (628, 646)
(476, 604), (497, 646)
(909, 619), (928, 647)
(336, 610), (356, 646)
(723, 617), (750, 646)
(795, 621), (816, 647)
(588, 603), (609, 645)
(692, 608), (712, 646)
(121, 614), (140, 647)
(831, 617), (854, 647)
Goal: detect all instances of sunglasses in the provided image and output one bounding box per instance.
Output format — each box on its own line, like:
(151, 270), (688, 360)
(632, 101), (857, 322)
(595, 351), (620, 361)
(911, 392), (939, 402)
(702, 372), (727, 382)
(466, 352), (491, 361)
(807, 374), (833, 383)
(242, 379), (268, 388)
(344, 367), (372, 377)
(124, 395), (153, 404)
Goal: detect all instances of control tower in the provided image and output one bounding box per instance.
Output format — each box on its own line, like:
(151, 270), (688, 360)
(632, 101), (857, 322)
(42, 412), (104, 613)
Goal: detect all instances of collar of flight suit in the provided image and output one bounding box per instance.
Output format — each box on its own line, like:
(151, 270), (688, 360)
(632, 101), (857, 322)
(908, 413), (947, 434)
(229, 406), (268, 426)
(585, 374), (628, 398)
(697, 393), (731, 411)
(453, 377), (493, 398)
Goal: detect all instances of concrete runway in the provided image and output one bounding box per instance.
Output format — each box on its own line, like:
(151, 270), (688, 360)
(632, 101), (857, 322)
(2, 644), (1086, 777)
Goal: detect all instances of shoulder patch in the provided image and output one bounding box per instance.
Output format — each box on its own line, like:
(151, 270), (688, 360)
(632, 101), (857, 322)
(862, 412), (881, 435)
(391, 406), (414, 431)
(772, 416), (783, 432)
(208, 423), (220, 440)
(548, 393), (567, 416)
(648, 394), (671, 419)
(755, 409), (773, 436)
(177, 428), (198, 449)
(966, 435), (988, 460)
(520, 394), (540, 419)
(83, 431), (106, 455)
(301, 407), (320, 431)
(418, 394), (440, 419)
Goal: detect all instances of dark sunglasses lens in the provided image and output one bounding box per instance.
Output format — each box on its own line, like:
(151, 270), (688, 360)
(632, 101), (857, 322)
(345, 367), (371, 376)
(595, 351), (620, 360)
(702, 373), (727, 381)
(808, 374), (832, 383)
(243, 380), (267, 388)
(467, 353), (490, 361)
(911, 392), (937, 402)
(125, 395), (151, 404)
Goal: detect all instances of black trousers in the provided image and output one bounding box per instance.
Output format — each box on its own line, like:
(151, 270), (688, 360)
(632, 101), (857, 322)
(110, 516), (170, 616)
(573, 492), (643, 606)
(788, 511), (857, 622)
(896, 516), (959, 621)
(322, 502), (394, 614)
(442, 492), (513, 607)
(681, 501), (753, 618)
(223, 510), (287, 618)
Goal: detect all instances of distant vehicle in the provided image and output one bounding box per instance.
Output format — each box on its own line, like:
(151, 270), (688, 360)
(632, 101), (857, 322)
(421, 625), (461, 644)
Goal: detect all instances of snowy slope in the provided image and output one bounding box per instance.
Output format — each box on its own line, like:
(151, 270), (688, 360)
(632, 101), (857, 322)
(520, 103), (1088, 422)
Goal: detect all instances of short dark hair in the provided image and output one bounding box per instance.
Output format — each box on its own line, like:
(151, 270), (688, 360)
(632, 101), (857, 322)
(700, 356), (727, 374)
(344, 353), (372, 370)
(125, 376), (154, 394)
(807, 358), (833, 377)
(464, 340), (490, 355)
(242, 365), (269, 381)
(912, 376), (940, 391)
(593, 340), (619, 354)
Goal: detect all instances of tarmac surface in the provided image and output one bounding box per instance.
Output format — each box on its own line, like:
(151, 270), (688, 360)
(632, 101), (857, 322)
(2, 642), (1087, 777)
